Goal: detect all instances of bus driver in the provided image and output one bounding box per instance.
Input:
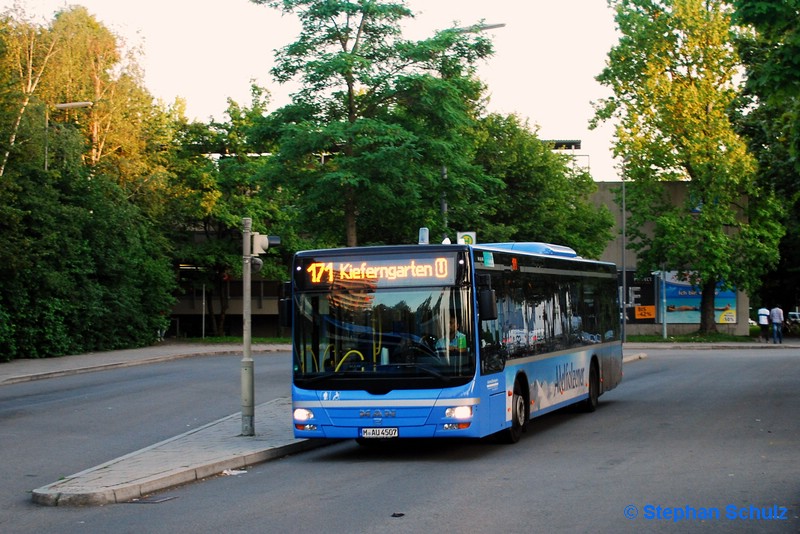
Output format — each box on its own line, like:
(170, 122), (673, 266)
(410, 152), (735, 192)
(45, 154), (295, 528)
(436, 313), (467, 362)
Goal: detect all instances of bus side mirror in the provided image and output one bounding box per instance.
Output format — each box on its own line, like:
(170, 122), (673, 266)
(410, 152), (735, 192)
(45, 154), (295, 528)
(279, 299), (291, 328)
(479, 289), (497, 321)
(477, 274), (497, 321)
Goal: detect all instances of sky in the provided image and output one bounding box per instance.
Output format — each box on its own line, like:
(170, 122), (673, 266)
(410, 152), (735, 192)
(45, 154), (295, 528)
(10, 0), (621, 180)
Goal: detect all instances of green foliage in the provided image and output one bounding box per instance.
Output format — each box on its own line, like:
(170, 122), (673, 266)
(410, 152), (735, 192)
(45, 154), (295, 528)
(254, 0), (494, 246)
(731, 0), (800, 99)
(594, 0), (784, 332)
(732, 0), (800, 310)
(0, 8), (176, 359)
(473, 113), (614, 257)
(0, 1), (628, 359)
(162, 89), (292, 335)
(0, 159), (176, 359)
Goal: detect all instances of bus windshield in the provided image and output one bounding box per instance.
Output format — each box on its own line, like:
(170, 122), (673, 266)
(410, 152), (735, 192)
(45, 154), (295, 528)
(293, 285), (475, 388)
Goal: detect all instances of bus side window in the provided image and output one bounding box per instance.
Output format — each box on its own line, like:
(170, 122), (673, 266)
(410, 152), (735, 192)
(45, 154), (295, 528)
(480, 317), (505, 375)
(479, 289), (497, 320)
(480, 343), (506, 374)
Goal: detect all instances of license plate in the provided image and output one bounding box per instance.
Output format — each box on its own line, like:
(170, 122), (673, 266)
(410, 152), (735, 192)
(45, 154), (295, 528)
(361, 427), (398, 438)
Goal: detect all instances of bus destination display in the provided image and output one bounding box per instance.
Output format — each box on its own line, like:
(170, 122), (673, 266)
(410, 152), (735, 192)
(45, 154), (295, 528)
(298, 254), (456, 289)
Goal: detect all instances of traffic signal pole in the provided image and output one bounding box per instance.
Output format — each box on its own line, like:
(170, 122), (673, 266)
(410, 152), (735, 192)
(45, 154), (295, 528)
(241, 218), (281, 437)
(241, 218), (255, 436)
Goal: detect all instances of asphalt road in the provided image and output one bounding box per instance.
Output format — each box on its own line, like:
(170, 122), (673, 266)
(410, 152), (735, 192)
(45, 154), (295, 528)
(3, 347), (799, 533)
(0, 352), (290, 532)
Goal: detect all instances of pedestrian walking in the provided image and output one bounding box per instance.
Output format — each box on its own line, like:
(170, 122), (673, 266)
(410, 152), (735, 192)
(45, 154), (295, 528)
(757, 306), (770, 343)
(769, 305), (784, 344)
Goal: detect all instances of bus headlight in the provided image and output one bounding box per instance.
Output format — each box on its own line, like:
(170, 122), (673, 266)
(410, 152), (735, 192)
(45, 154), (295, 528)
(293, 408), (314, 421)
(445, 406), (473, 420)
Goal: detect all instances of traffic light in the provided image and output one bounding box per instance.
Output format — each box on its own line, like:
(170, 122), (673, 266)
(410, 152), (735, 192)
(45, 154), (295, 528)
(252, 233), (281, 255)
(250, 233), (280, 273)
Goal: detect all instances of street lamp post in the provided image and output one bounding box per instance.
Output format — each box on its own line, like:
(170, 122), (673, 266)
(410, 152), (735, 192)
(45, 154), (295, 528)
(453, 22), (507, 33)
(440, 165), (448, 240)
(621, 176), (627, 342)
(661, 268), (667, 340)
(45, 101), (93, 171)
(439, 23), (505, 242)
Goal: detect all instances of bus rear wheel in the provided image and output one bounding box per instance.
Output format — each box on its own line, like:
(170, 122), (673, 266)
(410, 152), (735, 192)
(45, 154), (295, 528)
(583, 360), (599, 413)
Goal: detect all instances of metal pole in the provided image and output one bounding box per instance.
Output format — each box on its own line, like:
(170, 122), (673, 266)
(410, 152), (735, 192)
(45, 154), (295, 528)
(241, 218), (255, 436)
(440, 165), (448, 240)
(662, 269), (667, 339)
(621, 178), (627, 342)
(44, 108), (49, 171)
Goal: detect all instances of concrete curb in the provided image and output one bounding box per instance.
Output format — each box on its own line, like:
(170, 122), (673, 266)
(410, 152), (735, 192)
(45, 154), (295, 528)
(32, 440), (330, 507)
(4, 351), (219, 385)
(623, 352), (647, 363)
(31, 397), (335, 506)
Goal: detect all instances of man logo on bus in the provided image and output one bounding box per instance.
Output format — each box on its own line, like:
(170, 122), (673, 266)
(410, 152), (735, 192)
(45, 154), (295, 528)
(360, 409), (396, 418)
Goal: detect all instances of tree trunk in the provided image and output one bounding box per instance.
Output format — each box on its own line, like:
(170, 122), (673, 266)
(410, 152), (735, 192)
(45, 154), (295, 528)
(206, 289), (217, 335)
(215, 276), (228, 336)
(698, 279), (718, 334)
(345, 184), (358, 247)
(0, 101), (29, 178)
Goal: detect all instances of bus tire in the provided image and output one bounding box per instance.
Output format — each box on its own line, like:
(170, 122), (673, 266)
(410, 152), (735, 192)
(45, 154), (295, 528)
(500, 379), (527, 444)
(583, 359), (599, 413)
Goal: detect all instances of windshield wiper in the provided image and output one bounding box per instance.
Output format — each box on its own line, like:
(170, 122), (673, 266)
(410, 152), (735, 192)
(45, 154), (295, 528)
(386, 363), (448, 381)
(301, 372), (337, 385)
(299, 364), (450, 383)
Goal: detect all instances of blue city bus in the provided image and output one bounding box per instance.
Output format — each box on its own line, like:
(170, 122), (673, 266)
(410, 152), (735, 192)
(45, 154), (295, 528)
(287, 241), (622, 443)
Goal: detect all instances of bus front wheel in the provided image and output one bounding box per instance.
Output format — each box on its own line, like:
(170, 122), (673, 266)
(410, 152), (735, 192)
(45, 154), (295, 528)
(500, 379), (527, 444)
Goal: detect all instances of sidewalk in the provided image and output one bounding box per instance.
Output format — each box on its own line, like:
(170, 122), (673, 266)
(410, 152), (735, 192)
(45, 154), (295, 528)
(2, 341), (322, 507)
(0, 340), (791, 506)
(0, 342), (287, 386)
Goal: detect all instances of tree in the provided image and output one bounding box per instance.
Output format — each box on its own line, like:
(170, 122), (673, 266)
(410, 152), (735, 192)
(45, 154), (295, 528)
(0, 126), (176, 359)
(731, 0), (800, 311)
(593, 0), (784, 332)
(0, 6), (59, 177)
(0, 7), (177, 357)
(473, 113), (615, 258)
(730, 0), (800, 105)
(164, 89), (289, 336)
(41, 6), (164, 201)
(253, 0), (493, 246)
